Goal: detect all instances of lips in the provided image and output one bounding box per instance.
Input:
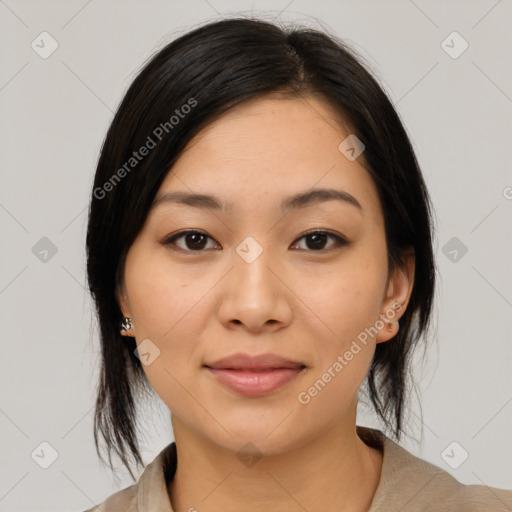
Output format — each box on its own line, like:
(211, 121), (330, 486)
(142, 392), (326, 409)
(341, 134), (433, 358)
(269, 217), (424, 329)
(205, 352), (305, 371)
(204, 352), (306, 396)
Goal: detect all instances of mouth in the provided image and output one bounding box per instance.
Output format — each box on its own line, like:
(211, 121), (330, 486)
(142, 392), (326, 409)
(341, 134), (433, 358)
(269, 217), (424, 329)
(204, 353), (306, 397)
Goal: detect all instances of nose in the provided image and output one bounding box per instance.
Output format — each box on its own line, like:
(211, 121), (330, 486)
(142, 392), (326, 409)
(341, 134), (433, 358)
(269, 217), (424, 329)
(217, 240), (293, 334)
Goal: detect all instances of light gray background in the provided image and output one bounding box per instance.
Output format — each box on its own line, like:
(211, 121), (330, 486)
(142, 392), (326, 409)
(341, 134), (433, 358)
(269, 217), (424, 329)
(0, 0), (511, 510)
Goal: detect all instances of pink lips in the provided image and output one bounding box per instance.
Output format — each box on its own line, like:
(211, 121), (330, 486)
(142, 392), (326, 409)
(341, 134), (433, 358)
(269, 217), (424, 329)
(204, 353), (306, 397)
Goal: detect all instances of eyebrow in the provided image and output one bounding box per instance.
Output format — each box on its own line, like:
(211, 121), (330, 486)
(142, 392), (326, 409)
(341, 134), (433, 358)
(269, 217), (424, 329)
(150, 187), (363, 214)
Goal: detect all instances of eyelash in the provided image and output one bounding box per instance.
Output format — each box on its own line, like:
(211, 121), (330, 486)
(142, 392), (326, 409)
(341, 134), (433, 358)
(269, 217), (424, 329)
(161, 229), (350, 254)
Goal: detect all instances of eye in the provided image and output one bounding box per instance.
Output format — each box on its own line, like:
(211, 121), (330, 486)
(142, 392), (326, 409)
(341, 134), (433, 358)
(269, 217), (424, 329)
(162, 230), (220, 252)
(162, 229), (350, 253)
(290, 230), (349, 252)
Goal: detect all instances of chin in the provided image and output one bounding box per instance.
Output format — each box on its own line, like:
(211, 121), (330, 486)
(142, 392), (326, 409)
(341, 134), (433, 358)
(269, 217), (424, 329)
(198, 415), (309, 458)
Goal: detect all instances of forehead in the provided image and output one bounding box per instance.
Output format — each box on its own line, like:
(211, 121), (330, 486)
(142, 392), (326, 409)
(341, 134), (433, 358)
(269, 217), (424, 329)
(156, 95), (381, 218)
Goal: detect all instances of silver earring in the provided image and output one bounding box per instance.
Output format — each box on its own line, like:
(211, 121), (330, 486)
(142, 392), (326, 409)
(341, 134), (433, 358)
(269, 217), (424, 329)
(121, 317), (133, 332)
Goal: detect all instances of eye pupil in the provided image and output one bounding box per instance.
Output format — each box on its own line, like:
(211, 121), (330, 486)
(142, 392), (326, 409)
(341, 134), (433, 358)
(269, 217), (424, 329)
(307, 233), (328, 250)
(187, 233), (207, 250)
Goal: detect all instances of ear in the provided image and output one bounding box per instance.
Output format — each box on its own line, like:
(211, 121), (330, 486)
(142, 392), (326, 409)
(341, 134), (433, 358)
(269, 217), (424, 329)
(375, 248), (415, 344)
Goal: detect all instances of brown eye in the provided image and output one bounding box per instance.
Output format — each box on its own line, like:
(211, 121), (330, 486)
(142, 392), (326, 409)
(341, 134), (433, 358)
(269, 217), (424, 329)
(290, 230), (349, 252)
(162, 229), (349, 254)
(163, 230), (220, 252)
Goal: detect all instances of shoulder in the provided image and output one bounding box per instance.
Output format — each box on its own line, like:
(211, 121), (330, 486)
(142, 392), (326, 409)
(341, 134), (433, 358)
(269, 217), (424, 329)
(83, 483), (137, 512)
(82, 442), (177, 512)
(357, 426), (512, 512)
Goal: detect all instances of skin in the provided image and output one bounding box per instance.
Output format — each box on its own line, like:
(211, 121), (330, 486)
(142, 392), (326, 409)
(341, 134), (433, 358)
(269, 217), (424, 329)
(118, 94), (415, 512)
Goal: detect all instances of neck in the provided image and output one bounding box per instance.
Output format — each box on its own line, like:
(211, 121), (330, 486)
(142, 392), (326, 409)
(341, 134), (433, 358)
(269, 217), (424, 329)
(168, 415), (383, 512)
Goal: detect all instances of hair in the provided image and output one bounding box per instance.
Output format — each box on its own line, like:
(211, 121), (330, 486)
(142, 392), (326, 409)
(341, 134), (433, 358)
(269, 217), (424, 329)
(86, 17), (437, 479)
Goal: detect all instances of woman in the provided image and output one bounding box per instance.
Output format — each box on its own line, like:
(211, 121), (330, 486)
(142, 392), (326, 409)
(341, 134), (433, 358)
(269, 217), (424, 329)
(84, 17), (511, 512)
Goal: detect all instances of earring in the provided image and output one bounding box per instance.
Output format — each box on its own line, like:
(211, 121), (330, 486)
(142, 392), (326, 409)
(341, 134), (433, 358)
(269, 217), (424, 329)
(120, 317), (133, 333)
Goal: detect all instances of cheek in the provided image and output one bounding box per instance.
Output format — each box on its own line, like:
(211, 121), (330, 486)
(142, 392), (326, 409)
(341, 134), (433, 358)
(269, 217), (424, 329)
(293, 255), (385, 423)
(124, 248), (212, 339)
(297, 250), (388, 350)
(123, 249), (214, 393)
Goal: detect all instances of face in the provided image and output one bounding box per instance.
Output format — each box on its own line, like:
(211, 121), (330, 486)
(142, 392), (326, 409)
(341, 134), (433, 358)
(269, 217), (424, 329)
(118, 95), (414, 455)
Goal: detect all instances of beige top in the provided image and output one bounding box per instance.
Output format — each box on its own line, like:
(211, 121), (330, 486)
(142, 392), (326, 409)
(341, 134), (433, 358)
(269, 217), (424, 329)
(84, 426), (511, 511)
